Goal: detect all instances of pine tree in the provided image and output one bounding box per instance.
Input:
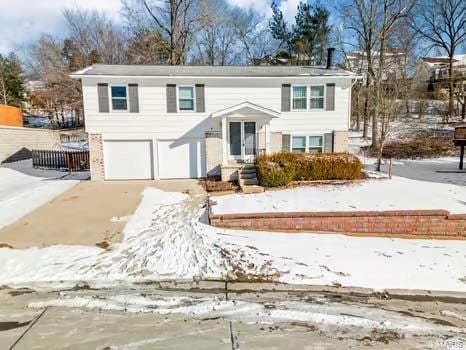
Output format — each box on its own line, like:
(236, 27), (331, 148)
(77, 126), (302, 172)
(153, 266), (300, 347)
(311, 5), (330, 65)
(269, 1), (331, 65)
(269, 1), (290, 50)
(0, 53), (24, 107)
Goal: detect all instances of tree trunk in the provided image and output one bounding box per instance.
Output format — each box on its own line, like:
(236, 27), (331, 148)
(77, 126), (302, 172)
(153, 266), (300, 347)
(362, 78), (370, 138)
(355, 88), (360, 131)
(448, 55), (454, 118)
(169, 0), (176, 65)
(371, 84), (379, 147)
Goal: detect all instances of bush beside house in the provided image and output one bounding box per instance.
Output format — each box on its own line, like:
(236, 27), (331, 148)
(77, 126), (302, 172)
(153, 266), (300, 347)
(256, 152), (362, 187)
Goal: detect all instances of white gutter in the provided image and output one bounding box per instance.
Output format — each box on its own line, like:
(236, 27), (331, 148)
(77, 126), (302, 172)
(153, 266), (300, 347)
(70, 74), (363, 80)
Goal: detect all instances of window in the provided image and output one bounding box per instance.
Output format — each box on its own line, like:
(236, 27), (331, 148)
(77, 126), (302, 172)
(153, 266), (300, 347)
(310, 86), (324, 109)
(178, 86), (195, 111)
(292, 86), (307, 110)
(291, 135), (324, 153)
(292, 85), (325, 111)
(308, 136), (323, 153)
(110, 85), (128, 111)
(291, 136), (306, 153)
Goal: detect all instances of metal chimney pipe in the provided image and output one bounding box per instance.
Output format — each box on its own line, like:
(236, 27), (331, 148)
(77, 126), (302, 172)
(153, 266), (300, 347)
(326, 47), (335, 69)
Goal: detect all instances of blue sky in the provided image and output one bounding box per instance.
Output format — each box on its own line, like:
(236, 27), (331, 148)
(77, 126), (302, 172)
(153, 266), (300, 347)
(0, 0), (315, 55)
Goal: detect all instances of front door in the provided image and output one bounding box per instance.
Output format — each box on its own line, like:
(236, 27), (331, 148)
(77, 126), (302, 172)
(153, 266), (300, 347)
(229, 121), (256, 161)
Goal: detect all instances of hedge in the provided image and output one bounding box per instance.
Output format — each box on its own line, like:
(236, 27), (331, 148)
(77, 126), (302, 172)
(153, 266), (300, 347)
(256, 152), (362, 187)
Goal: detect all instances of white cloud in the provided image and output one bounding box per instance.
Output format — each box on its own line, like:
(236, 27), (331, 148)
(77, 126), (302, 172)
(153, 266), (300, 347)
(0, 0), (122, 54)
(227, 0), (271, 16)
(279, 0), (300, 22)
(226, 0), (299, 22)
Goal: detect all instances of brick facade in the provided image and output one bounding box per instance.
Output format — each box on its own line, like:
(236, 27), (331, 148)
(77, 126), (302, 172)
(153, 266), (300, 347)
(210, 210), (466, 238)
(89, 133), (104, 180)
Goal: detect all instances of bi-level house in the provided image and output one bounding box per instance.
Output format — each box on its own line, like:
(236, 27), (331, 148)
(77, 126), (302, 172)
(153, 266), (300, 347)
(71, 49), (360, 181)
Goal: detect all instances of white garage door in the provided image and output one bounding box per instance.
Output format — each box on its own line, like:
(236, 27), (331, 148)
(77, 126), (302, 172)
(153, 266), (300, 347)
(104, 140), (153, 180)
(157, 139), (205, 179)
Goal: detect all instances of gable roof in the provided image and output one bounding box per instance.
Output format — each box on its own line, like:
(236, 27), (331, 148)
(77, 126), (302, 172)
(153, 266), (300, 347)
(71, 64), (359, 78)
(211, 101), (280, 118)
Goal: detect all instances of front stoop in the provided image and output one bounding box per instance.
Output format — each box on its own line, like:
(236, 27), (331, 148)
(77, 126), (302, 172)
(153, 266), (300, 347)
(238, 164), (264, 193)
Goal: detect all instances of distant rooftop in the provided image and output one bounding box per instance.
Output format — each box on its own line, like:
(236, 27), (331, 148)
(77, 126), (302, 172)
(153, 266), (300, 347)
(422, 54), (466, 66)
(71, 64), (359, 78)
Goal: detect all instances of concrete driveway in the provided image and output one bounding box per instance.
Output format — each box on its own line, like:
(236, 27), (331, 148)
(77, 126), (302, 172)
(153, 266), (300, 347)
(364, 157), (465, 186)
(0, 179), (204, 249)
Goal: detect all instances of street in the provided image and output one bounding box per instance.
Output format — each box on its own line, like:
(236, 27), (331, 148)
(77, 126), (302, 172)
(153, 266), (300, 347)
(1, 285), (465, 350)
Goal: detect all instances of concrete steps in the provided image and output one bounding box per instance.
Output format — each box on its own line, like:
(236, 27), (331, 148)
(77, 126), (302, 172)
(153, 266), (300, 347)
(238, 164), (264, 193)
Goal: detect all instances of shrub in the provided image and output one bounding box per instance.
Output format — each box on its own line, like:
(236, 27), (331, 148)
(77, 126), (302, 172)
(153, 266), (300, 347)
(364, 130), (457, 159)
(256, 152), (362, 187)
(204, 179), (234, 192)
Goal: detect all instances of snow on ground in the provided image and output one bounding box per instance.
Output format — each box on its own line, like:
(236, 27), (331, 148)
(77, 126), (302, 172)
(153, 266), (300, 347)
(0, 186), (465, 292)
(211, 176), (466, 215)
(27, 293), (460, 334)
(0, 167), (80, 230)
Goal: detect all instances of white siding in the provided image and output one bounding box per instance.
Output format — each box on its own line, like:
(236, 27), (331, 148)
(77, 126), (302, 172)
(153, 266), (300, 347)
(81, 76), (352, 138)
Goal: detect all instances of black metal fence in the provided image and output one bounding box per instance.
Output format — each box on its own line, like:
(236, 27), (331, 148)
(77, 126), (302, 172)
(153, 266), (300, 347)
(32, 150), (90, 171)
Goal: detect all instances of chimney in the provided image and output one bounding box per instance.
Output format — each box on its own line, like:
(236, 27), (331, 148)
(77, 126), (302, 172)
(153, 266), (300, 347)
(326, 47), (336, 69)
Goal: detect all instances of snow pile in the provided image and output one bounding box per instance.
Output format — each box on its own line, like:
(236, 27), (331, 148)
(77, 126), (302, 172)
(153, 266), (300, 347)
(0, 186), (465, 292)
(211, 176), (466, 215)
(28, 293), (459, 334)
(0, 168), (79, 229)
(0, 187), (298, 284)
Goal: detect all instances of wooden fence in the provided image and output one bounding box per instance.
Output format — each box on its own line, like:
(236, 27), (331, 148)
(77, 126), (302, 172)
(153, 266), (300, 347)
(32, 150), (90, 171)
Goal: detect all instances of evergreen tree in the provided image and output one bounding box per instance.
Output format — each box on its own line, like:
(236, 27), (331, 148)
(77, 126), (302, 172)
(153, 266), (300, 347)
(292, 2), (314, 63)
(0, 53), (24, 107)
(269, 1), (290, 50)
(311, 5), (330, 65)
(268, 1), (331, 65)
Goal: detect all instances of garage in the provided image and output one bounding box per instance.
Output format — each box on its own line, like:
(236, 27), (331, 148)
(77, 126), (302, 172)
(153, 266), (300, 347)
(157, 139), (205, 179)
(103, 140), (153, 180)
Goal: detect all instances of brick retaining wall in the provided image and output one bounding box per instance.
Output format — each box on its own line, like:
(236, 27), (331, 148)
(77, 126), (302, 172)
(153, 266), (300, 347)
(209, 210), (466, 237)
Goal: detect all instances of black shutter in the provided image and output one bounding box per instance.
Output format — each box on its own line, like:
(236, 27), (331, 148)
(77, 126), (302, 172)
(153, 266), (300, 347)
(282, 134), (290, 152)
(326, 83), (335, 111)
(128, 84), (139, 113)
(195, 84), (205, 112)
(281, 84), (291, 112)
(97, 83), (109, 113)
(324, 132), (334, 152)
(166, 84), (177, 113)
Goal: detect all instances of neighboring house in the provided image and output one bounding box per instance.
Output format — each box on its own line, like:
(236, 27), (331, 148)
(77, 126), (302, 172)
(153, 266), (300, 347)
(346, 50), (406, 83)
(71, 53), (360, 181)
(412, 54), (466, 94)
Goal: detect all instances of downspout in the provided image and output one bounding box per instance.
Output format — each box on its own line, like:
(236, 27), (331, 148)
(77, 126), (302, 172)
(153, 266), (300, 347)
(349, 78), (359, 131)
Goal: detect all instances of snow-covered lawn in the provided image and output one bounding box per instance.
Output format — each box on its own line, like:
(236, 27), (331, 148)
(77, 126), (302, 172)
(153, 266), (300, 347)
(0, 168), (80, 230)
(211, 176), (466, 215)
(0, 187), (465, 292)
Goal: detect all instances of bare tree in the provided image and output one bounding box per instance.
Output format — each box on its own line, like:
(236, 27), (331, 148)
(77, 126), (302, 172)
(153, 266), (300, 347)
(63, 8), (128, 64)
(341, 0), (378, 139)
(340, 0), (415, 145)
(375, 82), (403, 170)
(412, 0), (466, 117)
(233, 8), (276, 64)
(123, 0), (199, 65)
(26, 35), (83, 122)
(373, 0), (415, 144)
(127, 28), (171, 64)
(194, 0), (239, 65)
